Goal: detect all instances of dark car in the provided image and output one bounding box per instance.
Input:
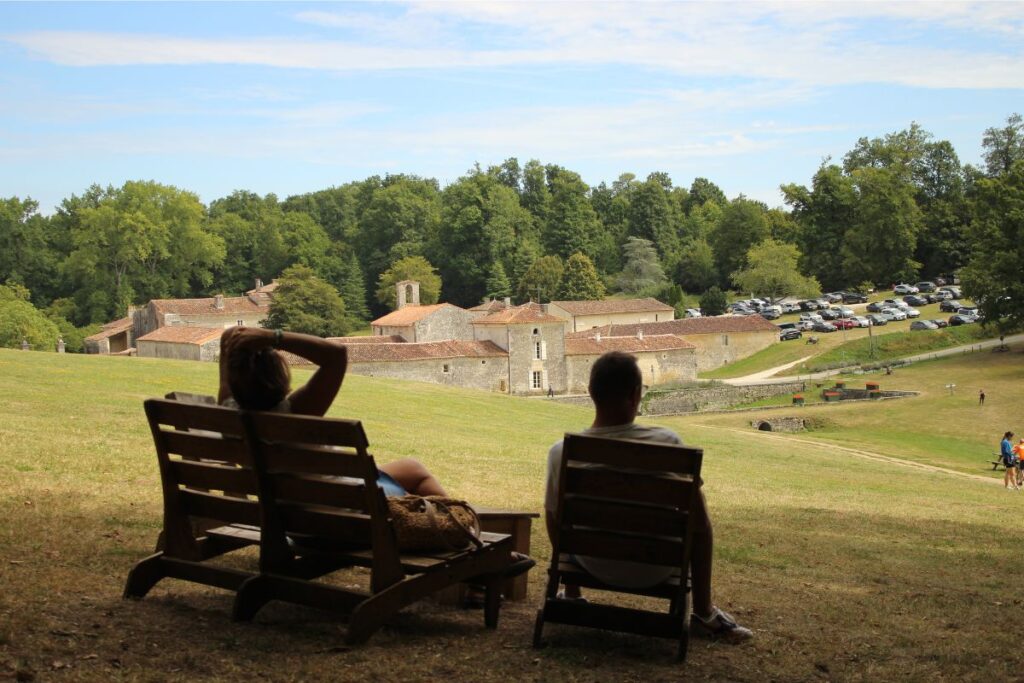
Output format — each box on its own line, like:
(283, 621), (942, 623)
(910, 320), (938, 331)
(818, 308), (838, 320)
(928, 319), (949, 328)
(779, 328), (803, 341)
(867, 313), (889, 326)
(841, 291), (869, 304)
(948, 314), (975, 326)
(939, 299), (962, 313)
(812, 320), (838, 333)
(823, 292), (843, 303)
(915, 281), (937, 293)
(799, 299), (820, 311)
(903, 294), (928, 307)
(866, 301), (886, 313)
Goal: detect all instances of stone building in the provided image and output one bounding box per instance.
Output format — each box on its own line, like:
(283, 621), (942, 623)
(547, 298), (675, 332)
(471, 305), (568, 394)
(567, 315), (778, 373)
(132, 293), (268, 341)
(84, 317), (134, 355)
(370, 303), (475, 342)
(564, 333), (697, 393)
(135, 326), (223, 361)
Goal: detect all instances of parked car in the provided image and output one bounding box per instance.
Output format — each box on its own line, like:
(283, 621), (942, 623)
(760, 309), (781, 320)
(814, 298), (831, 308)
(933, 289), (953, 301)
(903, 295), (928, 307)
(796, 320), (815, 331)
(883, 298), (910, 310)
(904, 308), (921, 318)
(867, 314), (889, 326)
(779, 327), (803, 341)
(866, 301), (886, 313)
(800, 312), (824, 324)
(949, 314), (975, 326)
(928, 319), (949, 328)
(812, 320), (838, 333)
(832, 318), (856, 330)
(915, 281), (937, 293)
(940, 299), (962, 313)
(819, 308), (839, 320)
(910, 320), (939, 331)
(684, 308), (702, 318)
(881, 307), (907, 321)
(799, 299), (819, 311)
(831, 306), (855, 318)
(940, 286), (962, 298)
(894, 283), (919, 294)
(781, 302), (801, 313)
(841, 291), (869, 304)
(823, 292), (844, 303)
(850, 316), (871, 328)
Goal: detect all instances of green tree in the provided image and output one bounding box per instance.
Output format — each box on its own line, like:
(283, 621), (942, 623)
(684, 177), (726, 215)
(375, 255), (442, 310)
(0, 284), (61, 350)
(699, 286), (728, 316)
(616, 237), (667, 295)
(559, 252), (605, 300)
(731, 239), (820, 303)
(782, 164), (857, 290)
(842, 167), (923, 286)
(981, 113), (1024, 177)
(711, 197), (769, 285)
(264, 264), (348, 337)
(543, 169), (602, 261)
(516, 255), (564, 303)
(485, 261), (512, 299)
(960, 160), (1024, 330)
(675, 238), (719, 293)
(0, 197), (59, 306)
(628, 174), (681, 266)
(337, 250), (370, 324)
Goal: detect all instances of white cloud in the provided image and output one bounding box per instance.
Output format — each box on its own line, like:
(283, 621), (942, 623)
(5, 1), (1024, 88)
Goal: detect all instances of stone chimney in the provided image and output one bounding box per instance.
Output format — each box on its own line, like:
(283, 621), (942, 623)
(637, 329), (644, 340)
(254, 277), (263, 290)
(214, 294), (224, 310)
(503, 297), (511, 308)
(396, 280), (420, 309)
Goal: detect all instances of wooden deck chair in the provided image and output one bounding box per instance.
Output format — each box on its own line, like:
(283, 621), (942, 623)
(533, 433), (703, 661)
(123, 398), (262, 600)
(233, 411), (514, 644)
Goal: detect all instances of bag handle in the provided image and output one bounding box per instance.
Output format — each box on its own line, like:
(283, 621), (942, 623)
(422, 498), (483, 550)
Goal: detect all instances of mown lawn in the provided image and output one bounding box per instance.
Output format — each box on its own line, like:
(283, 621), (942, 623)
(1, 348), (1022, 681)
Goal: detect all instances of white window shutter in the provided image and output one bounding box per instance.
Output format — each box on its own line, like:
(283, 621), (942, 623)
(541, 341), (547, 360)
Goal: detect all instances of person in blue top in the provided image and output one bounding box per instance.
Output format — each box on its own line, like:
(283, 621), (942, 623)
(1001, 431), (1018, 490)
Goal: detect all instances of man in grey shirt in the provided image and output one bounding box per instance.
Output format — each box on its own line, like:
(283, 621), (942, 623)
(545, 351), (752, 643)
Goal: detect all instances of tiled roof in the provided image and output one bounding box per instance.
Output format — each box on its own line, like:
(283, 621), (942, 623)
(245, 280), (278, 295)
(565, 334), (696, 356)
(346, 340), (506, 363)
(550, 298), (674, 315)
(370, 304), (455, 327)
(326, 335), (406, 344)
(151, 296), (267, 316)
(85, 317), (132, 342)
(137, 326), (224, 345)
(567, 315), (778, 338)
(473, 305), (564, 325)
(468, 299), (511, 313)
(245, 280), (278, 305)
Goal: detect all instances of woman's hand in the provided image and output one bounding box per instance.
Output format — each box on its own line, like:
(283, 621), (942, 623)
(222, 326), (273, 356)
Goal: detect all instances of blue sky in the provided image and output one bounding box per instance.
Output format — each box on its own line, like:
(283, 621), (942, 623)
(2, 1), (1022, 213)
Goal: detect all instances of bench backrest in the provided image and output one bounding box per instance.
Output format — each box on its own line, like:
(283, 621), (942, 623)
(144, 398), (259, 560)
(553, 433), (703, 575)
(242, 411), (404, 591)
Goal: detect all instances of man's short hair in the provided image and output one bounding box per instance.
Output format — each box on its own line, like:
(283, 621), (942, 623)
(589, 351), (642, 405)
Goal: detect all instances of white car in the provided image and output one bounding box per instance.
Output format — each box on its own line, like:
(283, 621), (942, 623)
(894, 283), (919, 294)
(796, 320), (815, 331)
(800, 313), (824, 324)
(881, 307), (907, 321)
(781, 302), (801, 313)
(905, 308), (921, 318)
(851, 316), (871, 328)
(684, 308), (702, 318)
(831, 306), (855, 318)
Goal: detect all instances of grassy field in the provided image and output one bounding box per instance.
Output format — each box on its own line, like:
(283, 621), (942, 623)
(2, 347), (1023, 681)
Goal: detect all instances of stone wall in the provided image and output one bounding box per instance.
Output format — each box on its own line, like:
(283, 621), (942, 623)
(415, 307), (475, 343)
(507, 322), (566, 394)
(561, 310), (674, 333)
(346, 355), (509, 393)
(644, 380), (805, 415)
(682, 329), (777, 372)
(565, 348), (697, 394)
(750, 417), (807, 432)
(137, 339), (220, 362)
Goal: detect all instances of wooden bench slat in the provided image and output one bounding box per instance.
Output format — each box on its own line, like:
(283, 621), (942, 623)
(162, 430), (249, 466)
(559, 527), (685, 566)
(274, 474), (369, 510)
(564, 434), (703, 476)
(263, 446), (377, 478)
(278, 503), (373, 541)
(146, 399), (247, 436)
(169, 459), (257, 494)
(562, 498), (688, 537)
(249, 411), (369, 448)
(565, 467), (694, 507)
(180, 489), (261, 526)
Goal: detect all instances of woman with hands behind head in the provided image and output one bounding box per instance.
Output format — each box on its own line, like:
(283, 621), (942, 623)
(217, 326), (444, 497)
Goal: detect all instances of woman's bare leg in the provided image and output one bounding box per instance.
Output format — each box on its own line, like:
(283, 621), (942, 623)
(378, 459), (446, 496)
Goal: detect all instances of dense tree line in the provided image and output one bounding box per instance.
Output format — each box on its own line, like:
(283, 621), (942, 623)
(1, 114), (1022, 348)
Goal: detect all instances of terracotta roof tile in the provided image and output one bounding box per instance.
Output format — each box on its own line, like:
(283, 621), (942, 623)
(85, 317), (132, 342)
(370, 304), (456, 327)
(151, 296), (267, 316)
(326, 335), (406, 344)
(137, 326), (224, 344)
(346, 340), (506, 363)
(565, 334), (695, 355)
(566, 315), (778, 338)
(550, 298), (674, 315)
(473, 305), (564, 325)
(468, 299), (511, 313)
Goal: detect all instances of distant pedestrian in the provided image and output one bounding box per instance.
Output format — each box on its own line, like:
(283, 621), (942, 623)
(1001, 432), (1018, 491)
(547, 386), (554, 399)
(979, 389), (986, 406)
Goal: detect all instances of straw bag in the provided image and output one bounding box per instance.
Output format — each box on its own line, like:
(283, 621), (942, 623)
(387, 495), (483, 552)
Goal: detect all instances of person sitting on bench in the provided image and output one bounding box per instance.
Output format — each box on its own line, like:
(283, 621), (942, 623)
(218, 326), (443, 497)
(544, 351), (752, 643)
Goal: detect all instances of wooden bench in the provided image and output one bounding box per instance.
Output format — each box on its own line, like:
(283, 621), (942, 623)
(533, 433), (703, 661)
(232, 410), (513, 643)
(991, 455), (1009, 471)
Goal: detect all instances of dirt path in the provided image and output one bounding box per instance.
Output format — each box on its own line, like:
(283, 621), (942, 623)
(694, 423), (1001, 485)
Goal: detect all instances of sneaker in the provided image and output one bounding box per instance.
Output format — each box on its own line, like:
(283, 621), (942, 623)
(690, 607), (753, 643)
(555, 590), (588, 604)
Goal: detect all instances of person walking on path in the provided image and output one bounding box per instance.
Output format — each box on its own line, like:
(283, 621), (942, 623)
(1001, 432), (1018, 490)
(979, 389), (986, 406)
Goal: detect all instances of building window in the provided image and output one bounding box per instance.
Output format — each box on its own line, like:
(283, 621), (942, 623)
(722, 335), (729, 346)
(443, 364), (450, 373)
(532, 371), (542, 389)
(481, 360), (486, 364)
(534, 341), (542, 359)
(532, 328), (539, 335)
